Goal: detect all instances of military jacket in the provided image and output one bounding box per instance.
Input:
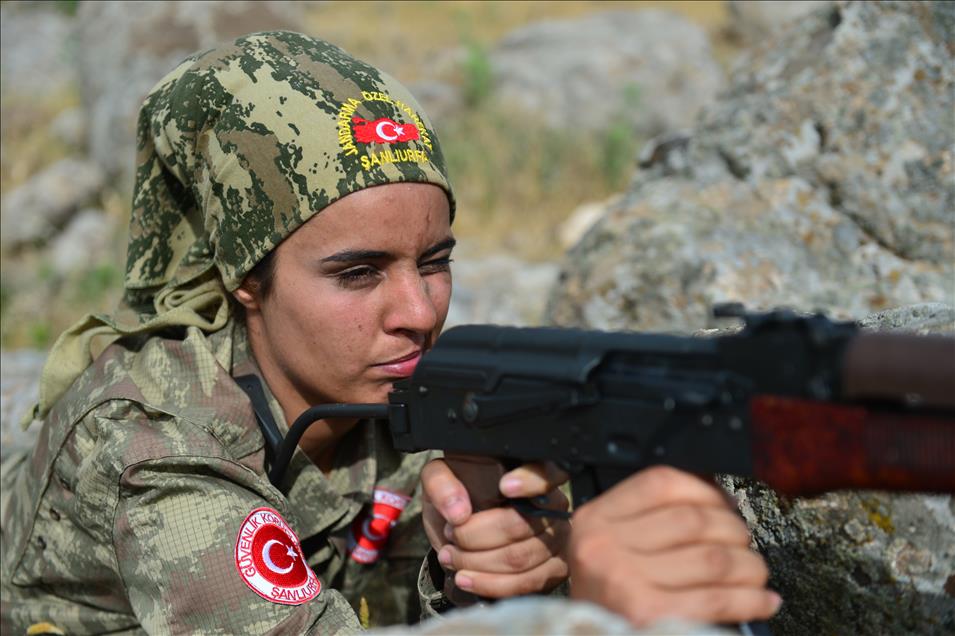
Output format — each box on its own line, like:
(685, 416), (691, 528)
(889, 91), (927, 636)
(1, 322), (441, 634)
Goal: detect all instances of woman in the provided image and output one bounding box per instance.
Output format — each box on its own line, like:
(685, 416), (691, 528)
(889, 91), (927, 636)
(1, 31), (778, 634)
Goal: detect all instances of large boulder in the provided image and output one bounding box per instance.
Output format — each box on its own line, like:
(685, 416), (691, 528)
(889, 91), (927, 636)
(725, 0), (834, 46)
(73, 1), (305, 189)
(720, 304), (955, 635)
(49, 208), (120, 276)
(693, 1), (954, 264)
(546, 1), (954, 332)
(0, 2), (75, 98)
(0, 158), (106, 249)
(543, 1), (955, 632)
(0, 349), (46, 461)
(446, 248), (560, 328)
(487, 10), (725, 137)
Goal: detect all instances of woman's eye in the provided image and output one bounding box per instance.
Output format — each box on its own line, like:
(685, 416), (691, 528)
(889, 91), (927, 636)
(335, 266), (379, 287)
(419, 257), (453, 274)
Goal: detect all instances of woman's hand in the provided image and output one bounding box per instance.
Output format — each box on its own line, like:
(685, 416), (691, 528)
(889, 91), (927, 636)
(421, 455), (570, 598)
(568, 465), (782, 627)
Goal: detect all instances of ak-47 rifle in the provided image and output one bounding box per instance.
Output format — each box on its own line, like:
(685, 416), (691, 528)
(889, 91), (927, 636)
(251, 307), (952, 636)
(386, 306), (955, 506)
(264, 306), (955, 504)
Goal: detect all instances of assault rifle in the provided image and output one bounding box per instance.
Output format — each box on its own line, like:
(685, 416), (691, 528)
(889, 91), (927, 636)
(385, 306), (955, 505)
(249, 307), (952, 636)
(262, 306), (955, 504)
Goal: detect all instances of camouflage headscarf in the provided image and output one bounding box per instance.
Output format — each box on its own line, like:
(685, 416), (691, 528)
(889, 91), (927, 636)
(26, 31), (454, 426)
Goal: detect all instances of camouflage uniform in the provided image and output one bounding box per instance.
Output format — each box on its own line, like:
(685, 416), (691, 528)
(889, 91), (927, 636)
(1, 322), (445, 634)
(1, 31), (454, 634)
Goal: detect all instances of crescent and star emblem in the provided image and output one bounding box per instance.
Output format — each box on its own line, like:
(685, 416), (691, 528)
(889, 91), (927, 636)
(262, 539), (298, 575)
(375, 120), (400, 141)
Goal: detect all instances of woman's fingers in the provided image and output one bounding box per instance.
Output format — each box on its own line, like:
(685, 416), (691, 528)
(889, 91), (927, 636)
(446, 488), (569, 550)
(444, 507), (549, 551)
(498, 462), (569, 498)
(608, 504), (753, 552)
(621, 586), (783, 627)
(421, 458), (472, 526)
(640, 545), (770, 589)
(579, 466), (730, 521)
(439, 517), (569, 574)
(452, 556), (570, 599)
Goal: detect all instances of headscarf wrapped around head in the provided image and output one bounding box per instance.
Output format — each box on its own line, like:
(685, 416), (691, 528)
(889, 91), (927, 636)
(26, 31), (455, 426)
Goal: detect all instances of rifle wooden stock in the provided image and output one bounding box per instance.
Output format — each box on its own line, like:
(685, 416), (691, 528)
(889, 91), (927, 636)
(750, 396), (955, 495)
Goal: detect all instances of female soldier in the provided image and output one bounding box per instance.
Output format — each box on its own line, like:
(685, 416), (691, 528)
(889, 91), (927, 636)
(0, 31), (778, 634)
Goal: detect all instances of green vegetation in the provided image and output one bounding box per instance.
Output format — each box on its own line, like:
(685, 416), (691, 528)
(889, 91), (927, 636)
(74, 263), (121, 304)
(461, 41), (494, 108)
(29, 322), (52, 349)
(55, 0), (80, 16)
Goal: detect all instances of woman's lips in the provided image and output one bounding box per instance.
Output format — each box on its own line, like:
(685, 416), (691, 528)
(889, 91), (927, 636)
(373, 350), (422, 378)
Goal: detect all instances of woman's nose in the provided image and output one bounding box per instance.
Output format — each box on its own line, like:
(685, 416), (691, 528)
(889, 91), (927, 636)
(383, 270), (439, 336)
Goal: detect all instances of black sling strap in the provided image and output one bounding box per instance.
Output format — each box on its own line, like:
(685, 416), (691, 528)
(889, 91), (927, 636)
(234, 374), (284, 471)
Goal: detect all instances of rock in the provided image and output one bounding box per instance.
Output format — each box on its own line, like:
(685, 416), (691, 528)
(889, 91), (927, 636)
(721, 476), (955, 635)
(546, 1), (954, 332)
(726, 1), (834, 45)
(720, 301), (955, 634)
(0, 2), (75, 98)
(543, 2), (955, 630)
(558, 196), (619, 250)
(547, 176), (952, 332)
(49, 208), (119, 276)
(0, 349), (46, 460)
(0, 158), (106, 249)
(856, 302), (955, 334)
(50, 106), (88, 149)
(693, 1), (954, 263)
(488, 10), (725, 137)
(446, 249), (559, 328)
(405, 79), (462, 130)
(369, 597), (729, 635)
(74, 1), (305, 189)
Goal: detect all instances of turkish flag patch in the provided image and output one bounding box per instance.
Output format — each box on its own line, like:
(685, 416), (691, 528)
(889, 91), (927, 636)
(234, 507), (321, 605)
(352, 116), (420, 144)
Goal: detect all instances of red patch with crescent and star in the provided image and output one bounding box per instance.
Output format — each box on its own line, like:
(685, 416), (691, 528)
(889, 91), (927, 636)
(234, 507), (321, 605)
(352, 116), (420, 144)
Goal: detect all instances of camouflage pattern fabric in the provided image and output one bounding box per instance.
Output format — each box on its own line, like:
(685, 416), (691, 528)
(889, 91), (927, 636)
(28, 30), (454, 426)
(2, 321), (439, 634)
(3, 30), (455, 634)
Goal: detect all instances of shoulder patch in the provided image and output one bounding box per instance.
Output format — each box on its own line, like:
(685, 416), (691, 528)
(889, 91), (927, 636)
(234, 507), (321, 605)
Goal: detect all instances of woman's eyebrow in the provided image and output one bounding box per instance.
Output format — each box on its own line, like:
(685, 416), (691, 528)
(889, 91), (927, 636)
(320, 249), (389, 264)
(421, 237), (457, 259)
(320, 237), (456, 264)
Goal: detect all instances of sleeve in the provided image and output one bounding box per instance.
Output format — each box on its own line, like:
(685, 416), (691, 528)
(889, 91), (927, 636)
(417, 548), (454, 621)
(113, 453), (363, 635)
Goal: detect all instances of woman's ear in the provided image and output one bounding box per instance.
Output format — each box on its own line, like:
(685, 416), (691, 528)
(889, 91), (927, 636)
(233, 283), (260, 312)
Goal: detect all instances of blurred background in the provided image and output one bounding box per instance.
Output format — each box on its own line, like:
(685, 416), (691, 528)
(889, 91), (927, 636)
(0, 0), (774, 348)
(1, 0), (953, 351)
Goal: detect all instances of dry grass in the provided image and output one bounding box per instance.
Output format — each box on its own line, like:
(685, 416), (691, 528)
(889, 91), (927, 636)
(306, 1), (733, 81)
(0, 90), (80, 194)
